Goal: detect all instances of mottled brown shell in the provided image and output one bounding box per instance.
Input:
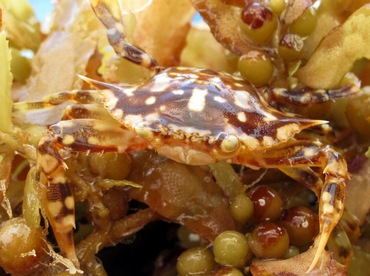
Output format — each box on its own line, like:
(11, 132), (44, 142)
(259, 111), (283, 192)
(90, 68), (323, 163)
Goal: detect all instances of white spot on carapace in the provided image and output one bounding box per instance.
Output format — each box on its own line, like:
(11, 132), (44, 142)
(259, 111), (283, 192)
(144, 112), (162, 123)
(242, 136), (260, 150)
(145, 96), (156, 105)
(150, 75), (172, 92)
(100, 90), (118, 110)
(214, 96), (226, 103)
(262, 112), (278, 122)
(172, 89), (184, 95)
(112, 108), (124, 120)
(231, 75), (244, 81)
(175, 67), (190, 71)
(188, 88), (208, 112)
(159, 105), (166, 112)
(122, 87), (136, 97)
(209, 76), (222, 83)
(234, 91), (252, 109)
(262, 136), (275, 147)
(124, 114), (144, 125)
(186, 73), (200, 79)
(237, 112), (247, 123)
(276, 124), (300, 141)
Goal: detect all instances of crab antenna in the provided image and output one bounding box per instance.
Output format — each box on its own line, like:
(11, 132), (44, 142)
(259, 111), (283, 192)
(91, 0), (159, 71)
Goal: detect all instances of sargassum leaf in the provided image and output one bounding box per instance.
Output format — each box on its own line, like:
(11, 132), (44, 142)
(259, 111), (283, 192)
(0, 31), (13, 133)
(297, 4), (370, 88)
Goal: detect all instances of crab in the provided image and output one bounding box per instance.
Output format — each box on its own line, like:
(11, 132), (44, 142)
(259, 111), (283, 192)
(13, 0), (357, 272)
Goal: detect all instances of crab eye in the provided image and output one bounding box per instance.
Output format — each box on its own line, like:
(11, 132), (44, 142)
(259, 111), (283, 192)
(219, 134), (240, 153)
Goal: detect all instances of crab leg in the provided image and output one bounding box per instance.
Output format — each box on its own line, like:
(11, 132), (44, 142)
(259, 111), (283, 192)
(61, 103), (119, 123)
(90, 0), (159, 71)
(37, 118), (148, 266)
(13, 90), (106, 125)
(266, 84), (359, 106)
(279, 166), (323, 196)
(13, 90), (103, 112)
(233, 140), (347, 271)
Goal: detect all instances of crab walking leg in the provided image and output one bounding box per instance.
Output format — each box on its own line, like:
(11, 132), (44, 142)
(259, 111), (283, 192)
(37, 119), (148, 266)
(61, 103), (120, 124)
(279, 166), (324, 196)
(233, 140), (348, 271)
(13, 90), (103, 112)
(90, 0), (159, 71)
(265, 84), (359, 106)
(37, 137), (78, 265)
(12, 90), (112, 126)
